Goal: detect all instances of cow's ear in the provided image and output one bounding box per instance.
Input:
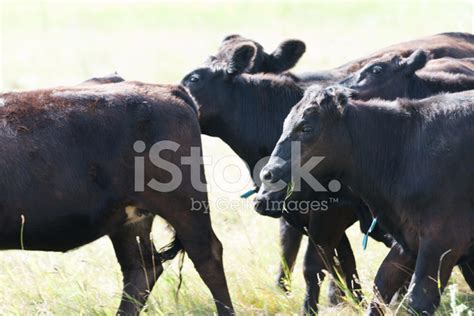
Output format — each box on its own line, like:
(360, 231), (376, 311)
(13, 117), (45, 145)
(401, 49), (428, 75)
(334, 90), (348, 114)
(267, 40), (306, 73)
(324, 86), (349, 115)
(227, 43), (257, 76)
(222, 34), (242, 43)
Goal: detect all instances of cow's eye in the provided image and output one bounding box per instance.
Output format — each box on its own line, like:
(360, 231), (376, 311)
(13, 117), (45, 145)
(189, 74), (200, 83)
(371, 65), (383, 75)
(302, 125), (313, 133)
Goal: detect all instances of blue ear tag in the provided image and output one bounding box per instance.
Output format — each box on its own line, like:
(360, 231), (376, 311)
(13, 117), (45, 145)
(362, 217), (378, 251)
(240, 188), (257, 199)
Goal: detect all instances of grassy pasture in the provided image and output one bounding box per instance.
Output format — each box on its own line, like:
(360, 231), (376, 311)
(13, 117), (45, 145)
(0, 0), (473, 314)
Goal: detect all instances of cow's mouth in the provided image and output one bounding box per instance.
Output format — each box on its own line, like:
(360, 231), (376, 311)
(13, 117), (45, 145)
(253, 189), (286, 218)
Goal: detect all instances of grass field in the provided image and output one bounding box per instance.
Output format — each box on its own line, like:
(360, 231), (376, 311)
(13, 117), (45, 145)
(1, 0), (473, 314)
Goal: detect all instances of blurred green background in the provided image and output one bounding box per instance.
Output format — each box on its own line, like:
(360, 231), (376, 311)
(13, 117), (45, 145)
(2, 0), (472, 89)
(0, 0), (472, 315)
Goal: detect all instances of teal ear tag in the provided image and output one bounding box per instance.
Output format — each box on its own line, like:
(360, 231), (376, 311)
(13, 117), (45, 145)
(362, 217), (378, 251)
(240, 188), (257, 199)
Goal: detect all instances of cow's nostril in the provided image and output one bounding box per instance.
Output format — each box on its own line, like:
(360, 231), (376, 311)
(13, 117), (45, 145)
(262, 170), (273, 182)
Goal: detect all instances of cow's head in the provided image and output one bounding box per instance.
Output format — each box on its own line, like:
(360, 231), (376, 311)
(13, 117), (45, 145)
(255, 85), (352, 217)
(206, 34), (306, 74)
(340, 49), (428, 100)
(182, 42), (259, 135)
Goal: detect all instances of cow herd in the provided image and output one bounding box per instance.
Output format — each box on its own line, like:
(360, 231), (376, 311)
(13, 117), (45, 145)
(0, 32), (472, 315)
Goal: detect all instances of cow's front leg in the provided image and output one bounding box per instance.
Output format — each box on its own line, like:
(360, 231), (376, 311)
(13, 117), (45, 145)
(458, 260), (474, 291)
(303, 240), (345, 315)
(367, 245), (416, 316)
(110, 215), (162, 316)
(276, 217), (303, 292)
(333, 233), (363, 305)
(407, 237), (461, 315)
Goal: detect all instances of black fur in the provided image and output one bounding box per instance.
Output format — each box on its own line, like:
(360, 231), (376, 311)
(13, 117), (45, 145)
(182, 55), (391, 313)
(341, 51), (474, 100)
(265, 87), (473, 314)
(0, 81), (233, 315)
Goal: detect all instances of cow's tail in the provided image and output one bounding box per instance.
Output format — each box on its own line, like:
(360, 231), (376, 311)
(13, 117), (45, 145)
(158, 235), (186, 299)
(158, 235), (184, 262)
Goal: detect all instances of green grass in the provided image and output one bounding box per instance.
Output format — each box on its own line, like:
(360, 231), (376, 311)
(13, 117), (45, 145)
(0, 0), (473, 314)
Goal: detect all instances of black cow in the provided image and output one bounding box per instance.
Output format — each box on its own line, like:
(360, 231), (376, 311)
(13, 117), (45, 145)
(0, 81), (233, 315)
(211, 32), (474, 86)
(341, 50), (474, 100)
(259, 86), (474, 315)
(181, 44), (402, 314)
(209, 32), (474, 294)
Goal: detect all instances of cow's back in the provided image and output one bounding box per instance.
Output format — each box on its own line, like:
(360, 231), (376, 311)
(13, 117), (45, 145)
(338, 32), (474, 75)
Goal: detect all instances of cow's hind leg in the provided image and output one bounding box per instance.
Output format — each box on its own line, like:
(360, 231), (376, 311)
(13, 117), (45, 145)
(276, 218), (303, 292)
(110, 216), (162, 316)
(162, 198), (233, 315)
(180, 229), (233, 315)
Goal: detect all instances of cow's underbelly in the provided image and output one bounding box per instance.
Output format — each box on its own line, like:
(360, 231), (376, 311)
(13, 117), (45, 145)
(0, 207), (126, 252)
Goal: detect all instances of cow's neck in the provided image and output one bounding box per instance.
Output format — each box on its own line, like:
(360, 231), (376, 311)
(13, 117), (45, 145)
(405, 75), (430, 99)
(342, 102), (416, 222)
(407, 73), (471, 99)
(216, 77), (303, 173)
(293, 69), (343, 87)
